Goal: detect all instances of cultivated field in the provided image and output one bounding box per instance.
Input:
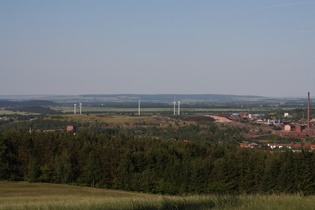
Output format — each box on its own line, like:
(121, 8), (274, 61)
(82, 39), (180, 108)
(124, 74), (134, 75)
(0, 182), (314, 210)
(51, 106), (288, 115)
(0, 110), (40, 115)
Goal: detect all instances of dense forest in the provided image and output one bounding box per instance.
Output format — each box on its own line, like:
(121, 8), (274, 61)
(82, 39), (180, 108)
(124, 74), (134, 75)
(1, 130), (314, 195)
(0, 119), (77, 132)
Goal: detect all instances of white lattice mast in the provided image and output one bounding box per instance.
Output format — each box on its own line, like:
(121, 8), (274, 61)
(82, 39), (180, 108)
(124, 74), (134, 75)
(173, 101), (176, 115)
(138, 99), (141, 116)
(79, 103), (82, 114)
(74, 104), (77, 114)
(178, 101), (180, 115)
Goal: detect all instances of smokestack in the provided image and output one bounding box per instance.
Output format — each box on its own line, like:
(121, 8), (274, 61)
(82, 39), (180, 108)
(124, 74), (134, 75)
(308, 92), (311, 128)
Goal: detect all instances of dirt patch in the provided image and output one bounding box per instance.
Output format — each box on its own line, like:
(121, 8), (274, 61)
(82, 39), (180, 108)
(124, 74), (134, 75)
(208, 115), (233, 123)
(183, 115), (215, 122)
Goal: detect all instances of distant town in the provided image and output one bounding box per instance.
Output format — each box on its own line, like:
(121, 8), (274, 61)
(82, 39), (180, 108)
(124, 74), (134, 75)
(1, 93), (315, 152)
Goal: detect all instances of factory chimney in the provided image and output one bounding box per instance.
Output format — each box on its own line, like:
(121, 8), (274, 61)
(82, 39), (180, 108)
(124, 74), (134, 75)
(308, 92), (311, 128)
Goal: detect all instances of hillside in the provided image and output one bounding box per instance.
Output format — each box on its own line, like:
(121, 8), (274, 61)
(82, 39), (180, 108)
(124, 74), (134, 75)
(0, 100), (57, 107)
(36, 94), (267, 104)
(1, 181), (315, 209)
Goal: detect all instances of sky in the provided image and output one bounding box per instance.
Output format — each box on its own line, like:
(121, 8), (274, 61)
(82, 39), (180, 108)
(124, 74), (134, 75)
(1, 0), (314, 97)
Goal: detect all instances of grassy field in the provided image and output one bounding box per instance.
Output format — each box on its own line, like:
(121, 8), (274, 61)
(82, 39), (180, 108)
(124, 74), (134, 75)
(0, 181), (315, 210)
(52, 106), (289, 115)
(50, 114), (167, 125)
(0, 110), (40, 115)
(52, 106), (172, 113)
(48, 114), (199, 127)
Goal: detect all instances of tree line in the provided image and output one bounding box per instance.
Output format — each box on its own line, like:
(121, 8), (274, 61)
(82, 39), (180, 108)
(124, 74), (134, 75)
(0, 129), (314, 195)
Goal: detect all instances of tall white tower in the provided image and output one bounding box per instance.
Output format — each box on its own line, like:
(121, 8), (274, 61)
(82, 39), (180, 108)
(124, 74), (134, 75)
(173, 101), (177, 115)
(74, 104), (77, 114)
(178, 101), (180, 115)
(79, 103), (82, 114)
(138, 100), (141, 116)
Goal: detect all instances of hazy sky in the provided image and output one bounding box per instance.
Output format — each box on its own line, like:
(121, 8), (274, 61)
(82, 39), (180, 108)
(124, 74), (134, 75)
(1, 1), (314, 97)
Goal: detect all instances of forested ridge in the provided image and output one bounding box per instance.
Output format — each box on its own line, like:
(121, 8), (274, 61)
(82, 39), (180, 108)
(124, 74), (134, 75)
(0, 100), (57, 107)
(1, 130), (315, 195)
(0, 118), (247, 144)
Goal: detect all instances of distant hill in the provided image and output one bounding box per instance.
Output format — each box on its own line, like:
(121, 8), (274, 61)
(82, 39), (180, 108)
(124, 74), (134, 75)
(1, 94), (310, 107)
(37, 94), (267, 104)
(0, 100), (58, 107)
(80, 94), (266, 101)
(7, 106), (61, 115)
(0, 95), (56, 100)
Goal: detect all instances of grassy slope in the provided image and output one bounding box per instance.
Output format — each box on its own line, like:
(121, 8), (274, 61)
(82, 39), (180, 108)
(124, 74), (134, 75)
(1, 182), (315, 210)
(0, 181), (228, 210)
(0, 181), (155, 209)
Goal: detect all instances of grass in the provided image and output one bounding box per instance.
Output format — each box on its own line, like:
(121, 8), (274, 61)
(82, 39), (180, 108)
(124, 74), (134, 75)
(0, 181), (234, 210)
(52, 106), (289, 115)
(52, 107), (173, 114)
(1, 182), (315, 210)
(49, 114), (198, 128)
(0, 110), (40, 115)
(50, 114), (166, 125)
(226, 194), (315, 210)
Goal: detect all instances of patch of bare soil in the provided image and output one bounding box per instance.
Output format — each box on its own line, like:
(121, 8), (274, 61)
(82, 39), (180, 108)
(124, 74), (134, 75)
(208, 115), (233, 123)
(183, 115), (215, 122)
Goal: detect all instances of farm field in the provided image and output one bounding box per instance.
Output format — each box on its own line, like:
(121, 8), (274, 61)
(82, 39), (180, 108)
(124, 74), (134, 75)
(0, 110), (40, 115)
(0, 182), (314, 210)
(51, 106), (293, 114)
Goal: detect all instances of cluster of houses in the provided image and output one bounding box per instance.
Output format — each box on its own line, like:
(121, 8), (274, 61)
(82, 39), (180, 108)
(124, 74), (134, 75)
(217, 113), (265, 122)
(267, 143), (315, 150)
(223, 112), (283, 125)
(222, 111), (315, 138)
(240, 142), (315, 151)
(280, 123), (315, 138)
(236, 108), (315, 151)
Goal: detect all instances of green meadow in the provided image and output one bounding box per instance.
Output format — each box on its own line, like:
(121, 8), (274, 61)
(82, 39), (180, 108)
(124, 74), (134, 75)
(0, 110), (40, 115)
(1, 182), (314, 210)
(47, 114), (165, 126)
(52, 106), (283, 114)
